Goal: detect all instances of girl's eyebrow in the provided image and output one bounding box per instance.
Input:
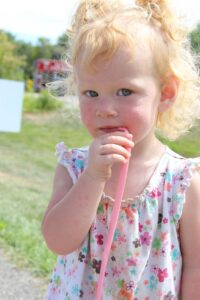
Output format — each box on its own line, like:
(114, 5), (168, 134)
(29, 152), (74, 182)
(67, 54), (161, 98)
(79, 77), (146, 88)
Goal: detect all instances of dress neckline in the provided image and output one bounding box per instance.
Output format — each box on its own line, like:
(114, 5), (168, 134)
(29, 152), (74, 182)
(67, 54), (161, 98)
(101, 146), (169, 206)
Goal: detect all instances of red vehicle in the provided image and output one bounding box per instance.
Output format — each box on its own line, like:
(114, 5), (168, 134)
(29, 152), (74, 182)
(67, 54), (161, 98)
(33, 59), (71, 92)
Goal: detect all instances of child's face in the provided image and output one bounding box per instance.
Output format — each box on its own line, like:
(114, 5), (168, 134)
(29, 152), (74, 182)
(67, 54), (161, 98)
(75, 45), (163, 146)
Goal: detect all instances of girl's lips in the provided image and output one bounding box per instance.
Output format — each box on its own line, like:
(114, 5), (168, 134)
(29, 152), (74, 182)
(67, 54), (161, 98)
(100, 127), (128, 133)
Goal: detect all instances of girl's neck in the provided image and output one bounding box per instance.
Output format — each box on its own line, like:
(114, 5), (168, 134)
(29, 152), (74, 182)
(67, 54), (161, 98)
(129, 135), (165, 166)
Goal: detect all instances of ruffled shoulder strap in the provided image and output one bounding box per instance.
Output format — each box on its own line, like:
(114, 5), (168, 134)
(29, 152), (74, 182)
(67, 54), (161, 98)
(186, 156), (200, 172)
(165, 149), (200, 224)
(180, 156), (200, 188)
(55, 142), (88, 184)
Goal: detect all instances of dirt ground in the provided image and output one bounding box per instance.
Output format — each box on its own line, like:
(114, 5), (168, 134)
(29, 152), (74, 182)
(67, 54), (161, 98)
(0, 248), (48, 300)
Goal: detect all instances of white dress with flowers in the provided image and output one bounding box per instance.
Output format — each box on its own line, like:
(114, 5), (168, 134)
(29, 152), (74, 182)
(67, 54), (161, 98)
(46, 142), (200, 300)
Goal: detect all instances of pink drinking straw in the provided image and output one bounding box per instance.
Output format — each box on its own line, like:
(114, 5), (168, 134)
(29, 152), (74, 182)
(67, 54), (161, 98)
(96, 128), (131, 300)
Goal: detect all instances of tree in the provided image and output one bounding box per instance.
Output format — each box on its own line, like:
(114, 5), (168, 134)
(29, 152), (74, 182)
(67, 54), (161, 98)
(34, 37), (54, 59)
(0, 30), (25, 80)
(15, 40), (36, 80)
(190, 23), (200, 54)
(54, 33), (70, 60)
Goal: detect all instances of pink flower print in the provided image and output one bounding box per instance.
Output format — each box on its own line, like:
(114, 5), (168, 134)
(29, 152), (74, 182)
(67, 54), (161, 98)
(163, 217), (168, 224)
(152, 249), (159, 257)
(145, 219), (151, 226)
(150, 188), (161, 198)
(139, 223), (143, 232)
(169, 204), (177, 216)
(158, 290), (163, 298)
(111, 266), (121, 278)
(140, 232), (151, 246)
(164, 182), (172, 192)
(95, 234), (104, 245)
(51, 286), (57, 294)
(161, 232), (168, 241)
(97, 214), (107, 225)
(172, 262), (177, 271)
(67, 266), (78, 277)
(144, 279), (149, 285)
(117, 234), (126, 244)
(126, 257), (138, 267)
(120, 265), (126, 273)
(157, 268), (168, 282)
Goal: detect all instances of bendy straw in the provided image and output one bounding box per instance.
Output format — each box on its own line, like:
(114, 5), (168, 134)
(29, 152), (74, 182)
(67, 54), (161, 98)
(96, 129), (131, 300)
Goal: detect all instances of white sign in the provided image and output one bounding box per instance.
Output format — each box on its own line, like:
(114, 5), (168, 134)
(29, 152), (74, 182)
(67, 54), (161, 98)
(0, 79), (24, 133)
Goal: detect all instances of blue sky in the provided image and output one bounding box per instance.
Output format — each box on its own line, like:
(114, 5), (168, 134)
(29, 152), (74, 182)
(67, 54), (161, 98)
(0, 0), (200, 44)
(0, 0), (79, 44)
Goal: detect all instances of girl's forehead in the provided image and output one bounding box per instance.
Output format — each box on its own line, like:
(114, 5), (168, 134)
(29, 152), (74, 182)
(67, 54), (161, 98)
(75, 44), (154, 80)
(74, 22), (157, 77)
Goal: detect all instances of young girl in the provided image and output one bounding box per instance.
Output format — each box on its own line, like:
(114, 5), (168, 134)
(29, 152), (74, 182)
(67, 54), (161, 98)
(42, 0), (200, 299)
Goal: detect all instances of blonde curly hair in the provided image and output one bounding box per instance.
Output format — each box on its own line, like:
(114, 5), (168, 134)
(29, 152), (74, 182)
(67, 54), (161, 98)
(58, 0), (200, 140)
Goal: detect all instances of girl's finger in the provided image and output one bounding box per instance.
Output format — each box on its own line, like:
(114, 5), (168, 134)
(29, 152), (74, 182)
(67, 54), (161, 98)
(101, 135), (134, 148)
(101, 153), (129, 165)
(99, 144), (131, 159)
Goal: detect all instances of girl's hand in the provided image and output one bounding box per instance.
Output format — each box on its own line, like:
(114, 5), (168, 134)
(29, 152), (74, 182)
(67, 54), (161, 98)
(86, 131), (134, 181)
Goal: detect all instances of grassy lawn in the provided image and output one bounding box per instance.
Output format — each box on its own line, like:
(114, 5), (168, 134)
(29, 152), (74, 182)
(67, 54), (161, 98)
(0, 112), (91, 278)
(0, 111), (199, 279)
(160, 122), (200, 157)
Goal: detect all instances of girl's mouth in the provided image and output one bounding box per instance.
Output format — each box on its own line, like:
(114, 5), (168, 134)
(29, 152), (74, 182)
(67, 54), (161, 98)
(100, 127), (128, 133)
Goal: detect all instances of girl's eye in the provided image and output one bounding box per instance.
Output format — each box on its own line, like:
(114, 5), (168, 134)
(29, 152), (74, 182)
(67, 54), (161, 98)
(117, 89), (132, 96)
(84, 90), (98, 97)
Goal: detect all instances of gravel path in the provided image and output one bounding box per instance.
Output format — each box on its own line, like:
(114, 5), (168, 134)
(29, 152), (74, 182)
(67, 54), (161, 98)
(0, 249), (48, 300)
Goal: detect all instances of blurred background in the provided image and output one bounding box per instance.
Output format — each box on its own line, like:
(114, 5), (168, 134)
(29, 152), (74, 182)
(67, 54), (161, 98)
(0, 0), (200, 296)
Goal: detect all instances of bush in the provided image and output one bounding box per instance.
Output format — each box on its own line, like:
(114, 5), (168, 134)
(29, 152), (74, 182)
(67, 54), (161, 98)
(23, 90), (64, 113)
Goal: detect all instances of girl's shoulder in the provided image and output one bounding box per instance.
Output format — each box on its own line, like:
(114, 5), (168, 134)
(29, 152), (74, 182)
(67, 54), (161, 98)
(55, 142), (89, 183)
(160, 147), (200, 214)
(164, 146), (200, 180)
(149, 146), (200, 224)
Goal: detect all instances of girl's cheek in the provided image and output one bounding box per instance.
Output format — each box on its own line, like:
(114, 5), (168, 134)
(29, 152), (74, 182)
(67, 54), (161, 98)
(80, 105), (94, 128)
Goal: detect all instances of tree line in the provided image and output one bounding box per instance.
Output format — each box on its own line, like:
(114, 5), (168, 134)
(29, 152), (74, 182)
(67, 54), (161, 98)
(0, 23), (200, 82)
(0, 30), (69, 81)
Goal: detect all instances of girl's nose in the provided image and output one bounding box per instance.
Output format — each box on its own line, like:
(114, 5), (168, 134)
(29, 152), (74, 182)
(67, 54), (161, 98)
(96, 99), (118, 118)
(96, 109), (118, 118)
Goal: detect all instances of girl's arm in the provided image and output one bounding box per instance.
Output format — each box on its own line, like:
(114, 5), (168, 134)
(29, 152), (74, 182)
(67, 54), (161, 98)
(41, 164), (105, 255)
(180, 174), (200, 299)
(42, 132), (133, 255)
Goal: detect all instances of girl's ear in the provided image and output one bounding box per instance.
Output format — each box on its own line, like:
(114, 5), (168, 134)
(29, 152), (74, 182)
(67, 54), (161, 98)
(158, 77), (179, 112)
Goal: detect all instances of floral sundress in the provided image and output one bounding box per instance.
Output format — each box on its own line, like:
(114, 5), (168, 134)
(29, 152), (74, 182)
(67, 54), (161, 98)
(46, 142), (200, 300)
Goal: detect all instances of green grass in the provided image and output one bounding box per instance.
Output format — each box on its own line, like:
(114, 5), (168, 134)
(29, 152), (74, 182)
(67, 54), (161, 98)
(23, 91), (64, 113)
(0, 112), (199, 279)
(0, 112), (91, 278)
(160, 125), (200, 157)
